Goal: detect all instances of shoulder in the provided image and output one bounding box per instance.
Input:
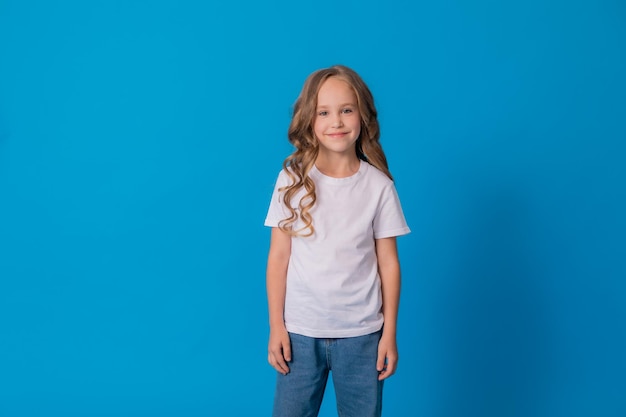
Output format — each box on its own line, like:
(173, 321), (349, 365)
(362, 162), (395, 188)
(274, 166), (294, 187)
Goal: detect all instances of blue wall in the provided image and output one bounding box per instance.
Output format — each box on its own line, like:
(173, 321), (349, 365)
(1, 1), (624, 416)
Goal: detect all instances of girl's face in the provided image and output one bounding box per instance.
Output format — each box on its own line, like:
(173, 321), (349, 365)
(313, 77), (361, 158)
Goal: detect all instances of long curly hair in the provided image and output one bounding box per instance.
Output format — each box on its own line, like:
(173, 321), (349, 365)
(279, 65), (393, 237)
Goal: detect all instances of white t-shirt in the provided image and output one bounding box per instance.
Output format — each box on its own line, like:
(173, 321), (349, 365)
(264, 160), (410, 338)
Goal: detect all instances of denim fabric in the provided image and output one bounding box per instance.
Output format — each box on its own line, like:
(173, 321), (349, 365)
(272, 330), (383, 417)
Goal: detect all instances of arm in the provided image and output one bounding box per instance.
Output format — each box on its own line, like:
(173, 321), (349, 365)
(375, 236), (401, 380)
(266, 227), (292, 375)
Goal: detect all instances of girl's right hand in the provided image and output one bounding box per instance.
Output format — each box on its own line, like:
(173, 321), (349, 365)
(268, 326), (291, 375)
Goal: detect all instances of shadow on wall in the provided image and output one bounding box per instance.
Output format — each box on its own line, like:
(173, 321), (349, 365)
(436, 181), (554, 417)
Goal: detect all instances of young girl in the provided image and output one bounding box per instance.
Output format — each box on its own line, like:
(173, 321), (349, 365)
(264, 65), (410, 417)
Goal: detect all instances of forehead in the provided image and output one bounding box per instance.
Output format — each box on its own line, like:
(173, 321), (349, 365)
(316, 77), (357, 105)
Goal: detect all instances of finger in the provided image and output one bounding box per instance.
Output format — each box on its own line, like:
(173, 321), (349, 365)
(269, 355), (288, 374)
(283, 340), (292, 362)
(376, 350), (386, 372)
(269, 349), (290, 375)
(378, 356), (397, 380)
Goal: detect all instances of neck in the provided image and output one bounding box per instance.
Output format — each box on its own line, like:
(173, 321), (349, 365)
(315, 153), (361, 178)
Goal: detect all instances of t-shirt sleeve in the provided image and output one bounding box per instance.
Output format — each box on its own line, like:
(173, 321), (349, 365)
(373, 183), (411, 239)
(264, 170), (289, 228)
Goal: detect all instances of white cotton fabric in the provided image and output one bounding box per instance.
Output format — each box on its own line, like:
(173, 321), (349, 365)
(264, 160), (410, 338)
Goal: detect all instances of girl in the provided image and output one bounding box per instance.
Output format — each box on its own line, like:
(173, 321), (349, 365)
(264, 65), (410, 417)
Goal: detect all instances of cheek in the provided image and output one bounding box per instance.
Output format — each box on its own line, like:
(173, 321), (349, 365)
(313, 119), (324, 136)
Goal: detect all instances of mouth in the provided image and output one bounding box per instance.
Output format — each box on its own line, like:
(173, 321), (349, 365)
(327, 132), (349, 138)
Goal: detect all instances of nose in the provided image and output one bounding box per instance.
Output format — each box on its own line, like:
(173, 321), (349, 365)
(331, 113), (344, 128)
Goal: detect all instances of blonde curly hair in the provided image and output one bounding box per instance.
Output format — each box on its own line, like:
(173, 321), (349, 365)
(279, 65), (393, 237)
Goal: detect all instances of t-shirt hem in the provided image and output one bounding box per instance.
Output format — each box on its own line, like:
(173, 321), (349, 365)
(264, 218), (279, 227)
(286, 322), (384, 339)
(374, 226), (411, 239)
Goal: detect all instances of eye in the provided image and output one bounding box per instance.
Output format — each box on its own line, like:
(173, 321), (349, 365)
(341, 108), (354, 114)
(318, 110), (328, 116)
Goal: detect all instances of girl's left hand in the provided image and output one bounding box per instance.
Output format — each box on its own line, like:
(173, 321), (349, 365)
(376, 335), (398, 380)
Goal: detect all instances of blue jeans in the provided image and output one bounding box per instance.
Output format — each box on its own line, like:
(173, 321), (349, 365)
(272, 330), (383, 417)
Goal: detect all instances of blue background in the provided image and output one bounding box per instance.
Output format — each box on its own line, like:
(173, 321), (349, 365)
(1, 1), (625, 416)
